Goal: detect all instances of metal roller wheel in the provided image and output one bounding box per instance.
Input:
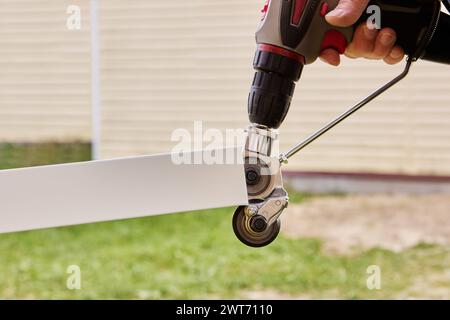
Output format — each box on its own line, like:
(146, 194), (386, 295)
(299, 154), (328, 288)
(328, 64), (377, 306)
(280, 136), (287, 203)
(232, 206), (280, 247)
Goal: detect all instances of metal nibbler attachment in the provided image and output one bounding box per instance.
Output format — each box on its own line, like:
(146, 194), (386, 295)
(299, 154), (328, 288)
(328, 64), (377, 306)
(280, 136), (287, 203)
(232, 124), (289, 247)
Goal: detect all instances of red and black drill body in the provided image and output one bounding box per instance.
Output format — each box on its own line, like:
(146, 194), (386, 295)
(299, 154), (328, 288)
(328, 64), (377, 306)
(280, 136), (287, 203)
(248, 0), (447, 130)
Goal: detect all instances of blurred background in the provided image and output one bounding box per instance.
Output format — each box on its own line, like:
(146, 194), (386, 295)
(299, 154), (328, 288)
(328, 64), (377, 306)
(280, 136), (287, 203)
(0, 0), (449, 299)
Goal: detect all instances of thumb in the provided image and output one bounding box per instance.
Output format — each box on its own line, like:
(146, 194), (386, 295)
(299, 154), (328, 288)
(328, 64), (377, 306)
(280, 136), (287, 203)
(325, 0), (370, 27)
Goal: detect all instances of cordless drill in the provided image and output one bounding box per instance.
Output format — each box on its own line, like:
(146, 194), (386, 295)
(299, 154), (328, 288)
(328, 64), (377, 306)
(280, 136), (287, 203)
(248, 0), (445, 130)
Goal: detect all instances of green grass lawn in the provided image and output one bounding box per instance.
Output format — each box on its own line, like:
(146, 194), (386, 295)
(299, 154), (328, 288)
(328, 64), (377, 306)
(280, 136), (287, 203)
(0, 142), (91, 170)
(0, 143), (449, 299)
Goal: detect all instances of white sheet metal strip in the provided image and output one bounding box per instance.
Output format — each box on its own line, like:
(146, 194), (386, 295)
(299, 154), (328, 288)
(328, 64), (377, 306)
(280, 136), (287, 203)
(0, 148), (248, 233)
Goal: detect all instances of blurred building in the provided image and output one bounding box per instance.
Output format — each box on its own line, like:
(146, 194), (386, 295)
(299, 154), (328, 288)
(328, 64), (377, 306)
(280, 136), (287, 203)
(1, 0), (450, 189)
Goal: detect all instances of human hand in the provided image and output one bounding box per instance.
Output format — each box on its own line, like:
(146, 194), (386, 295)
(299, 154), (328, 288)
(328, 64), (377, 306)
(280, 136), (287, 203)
(320, 0), (405, 66)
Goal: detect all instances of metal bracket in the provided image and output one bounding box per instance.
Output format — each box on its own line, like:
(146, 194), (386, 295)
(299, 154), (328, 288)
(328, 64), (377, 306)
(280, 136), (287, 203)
(246, 188), (288, 227)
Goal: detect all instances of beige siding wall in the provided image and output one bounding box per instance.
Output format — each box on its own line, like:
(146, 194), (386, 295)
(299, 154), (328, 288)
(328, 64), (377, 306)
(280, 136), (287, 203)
(0, 0), (91, 142)
(98, 0), (450, 176)
(98, 0), (256, 156)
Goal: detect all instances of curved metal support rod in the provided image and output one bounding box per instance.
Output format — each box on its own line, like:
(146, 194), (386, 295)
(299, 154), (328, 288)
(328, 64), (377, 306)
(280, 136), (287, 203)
(280, 58), (413, 163)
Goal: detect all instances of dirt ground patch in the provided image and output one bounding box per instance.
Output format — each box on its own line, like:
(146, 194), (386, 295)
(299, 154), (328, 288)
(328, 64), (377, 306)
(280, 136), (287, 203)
(240, 289), (312, 300)
(396, 269), (450, 299)
(281, 194), (450, 254)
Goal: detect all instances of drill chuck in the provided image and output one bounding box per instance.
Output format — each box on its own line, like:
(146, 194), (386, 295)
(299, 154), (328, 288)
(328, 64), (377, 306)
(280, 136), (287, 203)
(248, 47), (304, 129)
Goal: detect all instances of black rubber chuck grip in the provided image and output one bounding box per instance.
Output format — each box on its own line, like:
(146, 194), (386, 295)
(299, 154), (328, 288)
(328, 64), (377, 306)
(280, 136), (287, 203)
(248, 49), (303, 129)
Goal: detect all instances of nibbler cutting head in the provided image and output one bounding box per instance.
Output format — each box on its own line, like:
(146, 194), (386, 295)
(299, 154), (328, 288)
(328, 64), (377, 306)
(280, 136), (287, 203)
(232, 125), (289, 247)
